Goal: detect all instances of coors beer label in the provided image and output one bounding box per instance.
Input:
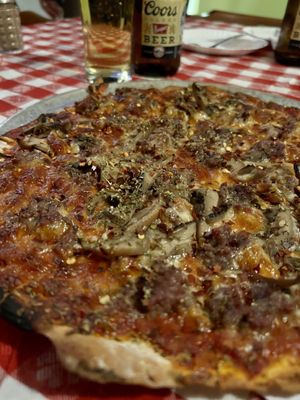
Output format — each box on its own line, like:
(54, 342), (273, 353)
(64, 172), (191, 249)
(290, 3), (300, 48)
(141, 0), (186, 59)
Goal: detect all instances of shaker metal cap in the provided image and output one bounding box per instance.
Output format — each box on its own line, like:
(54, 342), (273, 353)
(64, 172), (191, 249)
(0, 0), (17, 4)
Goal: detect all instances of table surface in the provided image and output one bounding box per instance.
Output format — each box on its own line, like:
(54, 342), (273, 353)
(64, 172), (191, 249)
(0, 16), (300, 400)
(1, 16), (300, 128)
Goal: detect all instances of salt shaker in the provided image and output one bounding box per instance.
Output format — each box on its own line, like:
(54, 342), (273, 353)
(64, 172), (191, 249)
(0, 0), (23, 53)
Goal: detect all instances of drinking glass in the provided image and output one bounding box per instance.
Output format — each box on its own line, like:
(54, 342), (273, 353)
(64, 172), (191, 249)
(80, 0), (134, 83)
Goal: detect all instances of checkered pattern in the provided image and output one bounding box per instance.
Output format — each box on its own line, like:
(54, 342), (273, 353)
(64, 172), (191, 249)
(85, 24), (131, 67)
(179, 18), (300, 99)
(1, 17), (300, 127)
(0, 318), (184, 400)
(0, 16), (300, 400)
(0, 19), (86, 126)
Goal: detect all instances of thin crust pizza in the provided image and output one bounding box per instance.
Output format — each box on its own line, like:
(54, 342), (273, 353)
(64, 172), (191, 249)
(0, 82), (300, 393)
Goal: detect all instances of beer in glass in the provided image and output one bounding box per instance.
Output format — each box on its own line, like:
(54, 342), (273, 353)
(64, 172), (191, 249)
(80, 0), (134, 83)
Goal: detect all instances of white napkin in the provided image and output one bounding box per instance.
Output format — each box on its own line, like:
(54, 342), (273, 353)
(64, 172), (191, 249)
(242, 26), (280, 49)
(182, 27), (269, 56)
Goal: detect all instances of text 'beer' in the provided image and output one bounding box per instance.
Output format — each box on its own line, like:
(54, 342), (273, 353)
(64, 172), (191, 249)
(132, 0), (187, 77)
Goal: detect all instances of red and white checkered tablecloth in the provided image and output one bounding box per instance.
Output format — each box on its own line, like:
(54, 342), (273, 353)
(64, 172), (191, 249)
(0, 16), (300, 400)
(0, 17), (300, 128)
(180, 18), (300, 98)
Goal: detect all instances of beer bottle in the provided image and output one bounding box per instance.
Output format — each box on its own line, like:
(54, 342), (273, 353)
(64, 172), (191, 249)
(132, 0), (187, 77)
(274, 0), (300, 65)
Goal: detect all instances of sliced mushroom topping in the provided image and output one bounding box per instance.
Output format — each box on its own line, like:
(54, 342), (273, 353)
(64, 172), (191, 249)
(101, 234), (149, 257)
(274, 210), (300, 248)
(254, 163), (297, 204)
(276, 210), (299, 233)
(100, 218), (196, 257)
(21, 112), (76, 137)
(229, 160), (259, 182)
(206, 205), (235, 227)
(235, 164), (258, 182)
(84, 200), (161, 257)
(286, 252), (300, 270)
(164, 197), (194, 229)
(266, 209), (300, 262)
(263, 123), (282, 140)
(275, 255), (300, 286)
(152, 222), (197, 257)
(0, 136), (18, 157)
(203, 189), (219, 215)
(18, 136), (52, 156)
(126, 200), (161, 234)
(190, 188), (219, 218)
(196, 220), (211, 238)
(22, 120), (55, 138)
(171, 221), (197, 244)
(141, 171), (156, 193)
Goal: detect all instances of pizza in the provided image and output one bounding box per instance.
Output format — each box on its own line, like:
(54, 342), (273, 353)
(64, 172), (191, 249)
(0, 82), (300, 393)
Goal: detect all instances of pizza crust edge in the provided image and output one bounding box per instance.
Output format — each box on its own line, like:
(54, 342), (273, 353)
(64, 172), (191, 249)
(44, 325), (179, 388)
(218, 355), (300, 393)
(44, 325), (300, 392)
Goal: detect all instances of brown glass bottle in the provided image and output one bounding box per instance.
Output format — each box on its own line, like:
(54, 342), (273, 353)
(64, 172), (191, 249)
(132, 0), (187, 77)
(274, 0), (300, 65)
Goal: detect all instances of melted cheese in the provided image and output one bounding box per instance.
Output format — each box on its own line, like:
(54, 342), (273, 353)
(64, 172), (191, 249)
(230, 207), (265, 233)
(237, 243), (280, 279)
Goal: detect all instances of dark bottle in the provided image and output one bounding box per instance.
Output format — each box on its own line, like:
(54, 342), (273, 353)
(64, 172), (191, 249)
(274, 0), (300, 65)
(132, 0), (187, 77)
